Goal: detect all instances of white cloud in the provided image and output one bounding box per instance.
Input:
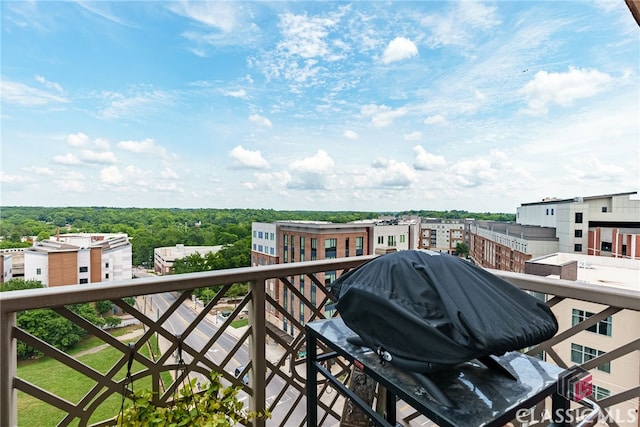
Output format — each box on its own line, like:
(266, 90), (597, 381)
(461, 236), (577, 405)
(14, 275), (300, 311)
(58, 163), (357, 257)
(244, 171), (292, 190)
(287, 150), (335, 190)
(97, 89), (171, 120)
(22, 166), (54, 175)
(66, 132), (89, 147)
(403, 131), (422, 141)
(228, 145), (270, 169)
(249, 113), (272, 127)
(224, 89), (248, 99)
(566, 155), (626, 182)
(117, 138), (169, 158)
(343, 130), (359, 140)
(0, 171), (29, 184)
(100, 165), (124, 184)
(55, 179), (85, 193)
(278, 12), (338, 59)
(520, 67), (613, 115)
(450, 150), (526, 189)
(79, 149), (118, 164)
(424, 114), (447, 125)
(35, 75), (63, 93)
(422, 1), (499, 49)
(361, 104), (408, 127)
(169, 1), (239, 32)
(354, 159), (418, 189)
(0, 80), (68, 106)
(413, 146), (446, 170)
(382, 37), (418, 64)
(53, 153), (81, 165)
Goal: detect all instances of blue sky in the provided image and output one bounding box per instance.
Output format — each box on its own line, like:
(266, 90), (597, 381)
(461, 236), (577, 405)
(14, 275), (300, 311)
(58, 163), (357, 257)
(1, 1), (638, 213)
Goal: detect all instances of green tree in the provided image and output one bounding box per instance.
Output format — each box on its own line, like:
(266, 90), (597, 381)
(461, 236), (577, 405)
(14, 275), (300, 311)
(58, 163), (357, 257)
(454, 242), (469, 257)
(0, 279), (104, 358)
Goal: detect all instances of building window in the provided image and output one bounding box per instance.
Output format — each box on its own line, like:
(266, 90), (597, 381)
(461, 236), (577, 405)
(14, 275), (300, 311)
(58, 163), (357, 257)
(79, 266), (89, 273)
(270, 233), (275, 240)
(325, 238), (337, 258)
(356, 237), (363, 255)
(311, 284), (317, 305)
(299, 302), (305, 325)
(574, 244), (582, 252)
(258, 231), (264, 238)
(601, 207), (607, 213)
(377, 236), (384, 244)
(571, 343), (610, 373)
(551, 208), (554, 215)
(105, 262), (109, 268)
(345, 238), (349, 257)
(593, 385), (610, 401)
(105, 273), (109, 279)
(283, 250), (288, 263)
(283, 288), (288, 310)
(574, 229), (582, 238)
(36, 268), (42, 275)
(79, 278), (89, 284)
(575, 212), (583, 223)
(388, 236), (396, 247)
(546, 208), (549, 215)
(572, 309), (612, 336)
(311, 238), (317, 260)
(400, 235), (405, 243)
(601, 242), (612, 252)
(325, 270), (336, 286)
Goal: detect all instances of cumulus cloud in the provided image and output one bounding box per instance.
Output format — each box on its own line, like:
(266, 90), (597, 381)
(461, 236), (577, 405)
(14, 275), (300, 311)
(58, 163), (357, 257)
(287, 150), (335, 190)
(22, 166), (54, 175)
(66, 132), (89, 147)
(80, 150), (118, 164)
(566, 155), (626, 182)
(520, 67), (613, 115)
(343, 130), (359, 140)
(249, 113), (272, 127)
(361, 104), (408, 127)
(244, 171), (292, 190)
(228, 145), (270, 169)
(117, 138), (169, 158)
(100, 165), (124, 184)
(403, 131), (422, 141)
(53, 153), (81, 165)
(382, 37), (418, 64)
(354, 159), (418, 189)
(450, 150), (523, 189)
(413, 145), (446, 170)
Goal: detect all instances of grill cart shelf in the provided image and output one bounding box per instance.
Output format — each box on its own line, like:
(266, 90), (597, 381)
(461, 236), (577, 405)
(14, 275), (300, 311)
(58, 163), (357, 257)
(306, 318), (571, 427)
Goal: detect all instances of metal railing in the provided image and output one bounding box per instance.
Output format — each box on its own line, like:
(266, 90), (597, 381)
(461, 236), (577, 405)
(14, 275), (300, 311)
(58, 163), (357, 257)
(1, 256), (638, 426)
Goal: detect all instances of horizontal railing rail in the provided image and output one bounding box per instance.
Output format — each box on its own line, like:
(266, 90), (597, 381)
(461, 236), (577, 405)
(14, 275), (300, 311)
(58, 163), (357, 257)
(1, 255), (638, 427)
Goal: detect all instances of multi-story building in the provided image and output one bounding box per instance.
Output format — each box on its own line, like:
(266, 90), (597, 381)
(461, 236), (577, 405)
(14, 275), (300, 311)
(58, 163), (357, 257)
(525, 253), (640, 419)
(517, 191), (640, 259)
(418, 219), (467, 254)
(153, 244), (224, 275)
(469, 221), (559, 273)
(23, 234), (132, 287)
(252, 220), (372, 336)
(0, 248), (26, 283)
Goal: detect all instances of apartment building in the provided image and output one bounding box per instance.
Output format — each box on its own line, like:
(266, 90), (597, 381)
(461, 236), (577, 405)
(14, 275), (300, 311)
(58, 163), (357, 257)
(469, 221), (559, 273)
(251, 220), (372, 336)
(23, 234), (132, 287)
(0, 248), (26, 283)
(418, 218), (468, 254)
(517, 191), (640, 259)
(153, 244), (224, 275)
(525, 253), (640, 419)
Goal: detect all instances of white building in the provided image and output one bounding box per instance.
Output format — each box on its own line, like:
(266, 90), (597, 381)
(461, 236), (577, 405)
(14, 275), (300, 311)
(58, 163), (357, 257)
(517, 192), (640, 259)
(419, 219), (467, 254)
(23, 234), (132, 287)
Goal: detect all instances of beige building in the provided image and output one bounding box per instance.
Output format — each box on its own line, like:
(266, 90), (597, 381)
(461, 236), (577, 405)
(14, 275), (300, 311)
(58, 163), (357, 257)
(525, 253), (640, 419)
(419, 219), (467, 254)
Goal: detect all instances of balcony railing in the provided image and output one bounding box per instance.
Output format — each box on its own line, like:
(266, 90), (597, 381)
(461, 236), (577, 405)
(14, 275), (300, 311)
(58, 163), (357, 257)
(1, 256), (638, 427)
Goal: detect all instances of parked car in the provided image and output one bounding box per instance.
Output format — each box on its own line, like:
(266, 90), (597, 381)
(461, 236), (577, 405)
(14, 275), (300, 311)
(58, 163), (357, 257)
(234, 366), (249, 385)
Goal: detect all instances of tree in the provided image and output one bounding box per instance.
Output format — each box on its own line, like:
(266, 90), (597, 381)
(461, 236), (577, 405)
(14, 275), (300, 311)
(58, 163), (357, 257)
(454, 242), (469, 258)
(1, 279), (105, 358)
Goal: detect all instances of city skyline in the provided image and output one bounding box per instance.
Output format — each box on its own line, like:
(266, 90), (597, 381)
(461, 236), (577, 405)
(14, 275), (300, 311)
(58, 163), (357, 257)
(1, 1), (639, 213)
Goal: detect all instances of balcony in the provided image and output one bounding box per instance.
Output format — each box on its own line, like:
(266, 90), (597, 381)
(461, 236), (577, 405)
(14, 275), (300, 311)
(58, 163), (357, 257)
(1, 256), (638, 426)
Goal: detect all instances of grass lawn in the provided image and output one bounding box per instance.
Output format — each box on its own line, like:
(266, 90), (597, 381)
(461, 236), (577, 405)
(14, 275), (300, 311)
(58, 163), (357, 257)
(17, 329), (173, 427)
(231, 318), (249, 328)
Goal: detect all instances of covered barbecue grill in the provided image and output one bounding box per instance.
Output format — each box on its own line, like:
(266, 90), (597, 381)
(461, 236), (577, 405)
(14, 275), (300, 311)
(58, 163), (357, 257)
(328, 250), (558, 375)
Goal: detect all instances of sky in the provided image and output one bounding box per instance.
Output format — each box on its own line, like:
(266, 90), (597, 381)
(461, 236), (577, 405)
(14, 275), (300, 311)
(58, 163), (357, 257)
(1, 1), (639, 213)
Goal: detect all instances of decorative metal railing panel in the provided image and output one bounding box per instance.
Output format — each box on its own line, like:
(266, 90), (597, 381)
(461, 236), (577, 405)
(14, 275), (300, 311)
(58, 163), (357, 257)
(1, 257), (638, 427)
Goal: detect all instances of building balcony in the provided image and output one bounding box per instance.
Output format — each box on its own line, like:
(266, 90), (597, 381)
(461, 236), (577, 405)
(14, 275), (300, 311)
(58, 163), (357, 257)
(1, 256), (638, 426)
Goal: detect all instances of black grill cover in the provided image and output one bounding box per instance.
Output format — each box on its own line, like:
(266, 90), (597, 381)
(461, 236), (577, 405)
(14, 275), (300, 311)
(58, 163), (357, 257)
(329, 250), (558, 372)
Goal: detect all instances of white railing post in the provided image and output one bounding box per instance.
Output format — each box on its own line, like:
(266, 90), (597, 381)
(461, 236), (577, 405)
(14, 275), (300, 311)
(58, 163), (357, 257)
(1, 311), (17, 427)
(249, 279), (266, 427)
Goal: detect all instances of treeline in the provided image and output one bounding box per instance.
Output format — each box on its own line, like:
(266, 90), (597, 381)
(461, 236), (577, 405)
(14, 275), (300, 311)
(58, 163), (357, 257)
(0, 206), (515, 265)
